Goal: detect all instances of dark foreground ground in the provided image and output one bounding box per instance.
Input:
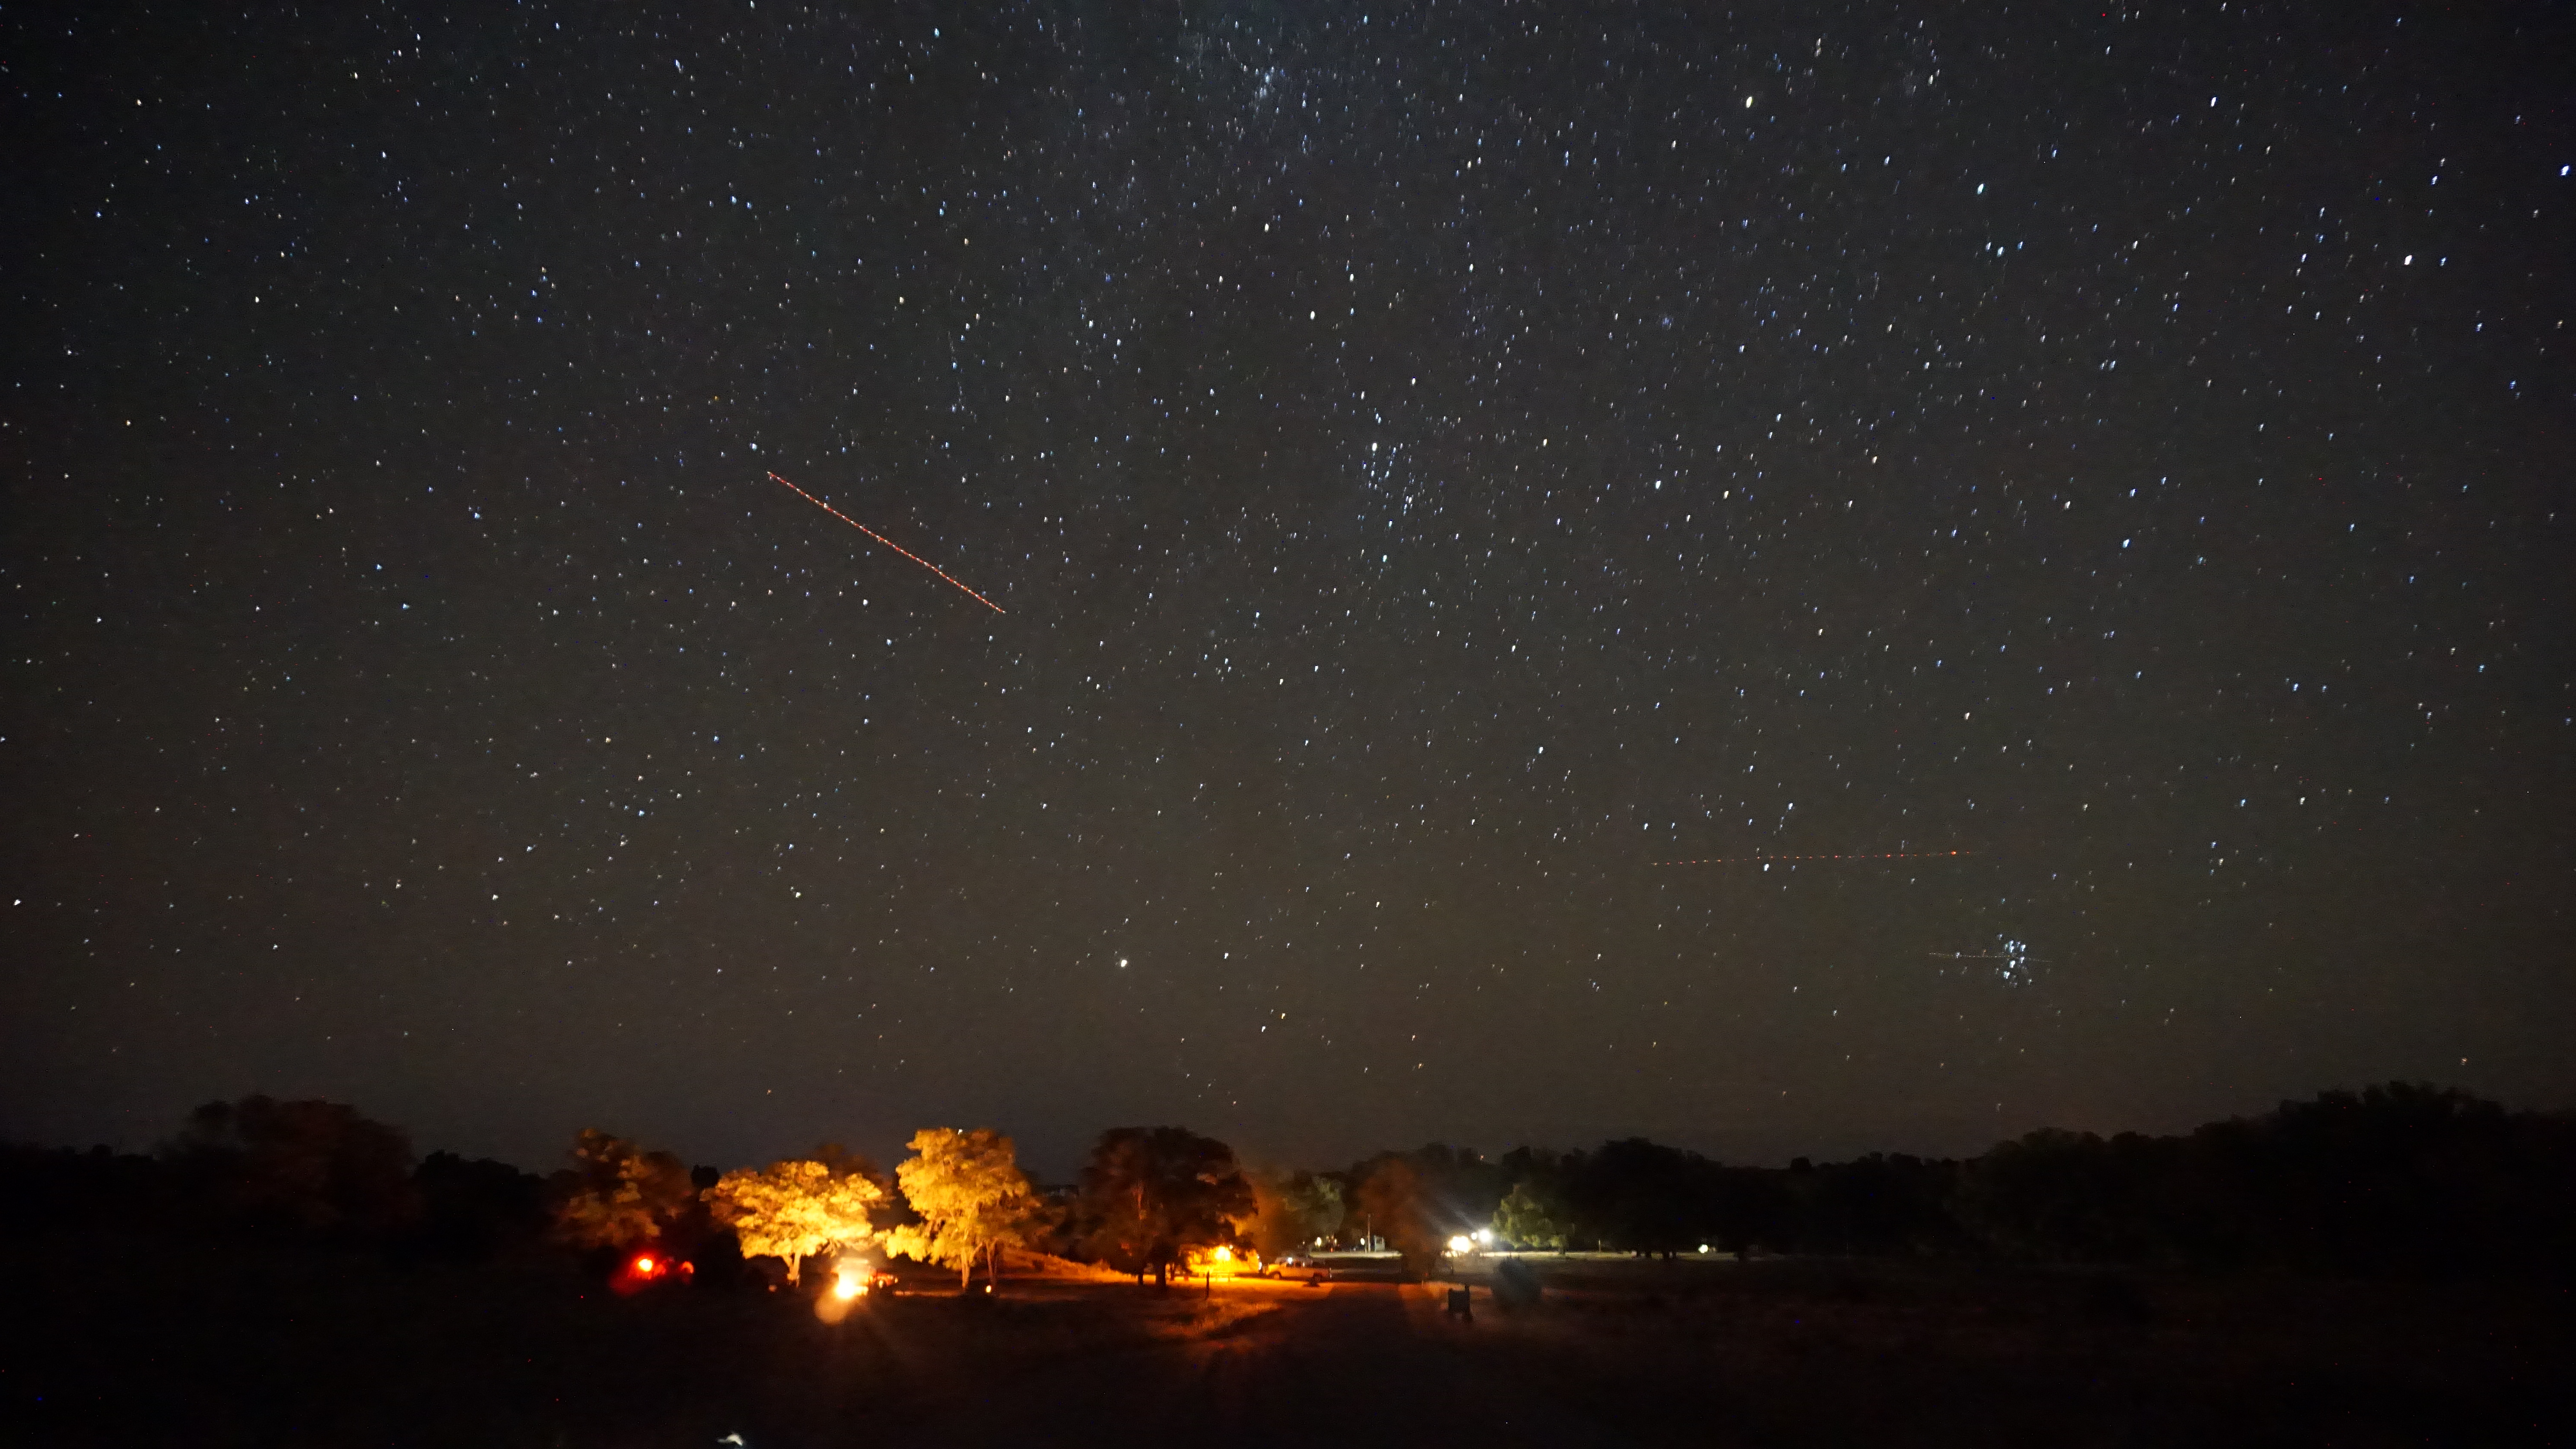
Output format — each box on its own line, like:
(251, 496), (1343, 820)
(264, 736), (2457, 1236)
(6, 1245), (2570, 1447)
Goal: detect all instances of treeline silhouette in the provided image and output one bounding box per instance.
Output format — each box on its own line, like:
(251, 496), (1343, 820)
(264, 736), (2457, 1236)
(1354, 1084), (2576, 1277)
(4, 1083), (2568, 1279)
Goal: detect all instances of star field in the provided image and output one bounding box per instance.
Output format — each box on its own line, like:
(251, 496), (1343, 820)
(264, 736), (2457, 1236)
(6, 1), (2570, 1174)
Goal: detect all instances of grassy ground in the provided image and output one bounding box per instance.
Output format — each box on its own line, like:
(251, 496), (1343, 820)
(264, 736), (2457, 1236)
(6, 1241), (2566, 1446)
(2, 1241), (1269, 1447)
(1431, 1255), (2575, 1446)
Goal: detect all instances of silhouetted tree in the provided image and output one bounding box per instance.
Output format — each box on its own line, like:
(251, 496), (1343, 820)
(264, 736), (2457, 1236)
(1400, 1143), (1513, 1230)
(1951, 1128), (2172, 1262)
(1354, 1157), (1448, 1276)
(165, 1096), (419, 1240)
(1939, 1084), (2576, 1277)
(1246, 1169), (1343, 1258)
(2183, 1082), (2546, 1274)
(1565, 1138), (1720, 1255)
(1341, 1143), (1509, 1255)
(1796, 1153), (1963, 1256)
(1076, 1126), (1253, 1287)
(411, 1151), (546, 1262)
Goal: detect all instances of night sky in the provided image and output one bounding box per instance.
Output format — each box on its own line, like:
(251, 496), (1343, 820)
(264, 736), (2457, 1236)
(8, 2), (2570, 1179)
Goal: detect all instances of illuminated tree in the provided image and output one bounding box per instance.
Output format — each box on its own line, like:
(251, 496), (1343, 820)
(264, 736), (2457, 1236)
(1492, 1181), (1568, 1250)
(549, 1128), (694, 1252)
(703, 1157), (887, 1284)
(884, 1127), (1038, 1288)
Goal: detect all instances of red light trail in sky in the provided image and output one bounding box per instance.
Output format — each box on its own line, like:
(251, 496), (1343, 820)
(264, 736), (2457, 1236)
(1651, 850), (1973, 867)
(766, 471), (1006, 614)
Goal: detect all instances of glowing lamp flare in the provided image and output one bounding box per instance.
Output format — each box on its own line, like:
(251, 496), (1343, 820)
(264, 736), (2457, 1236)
(1184, 1245), (1257, 1278)
(832, 1266), (865, 1300)
(616, 1252), (688, 1291)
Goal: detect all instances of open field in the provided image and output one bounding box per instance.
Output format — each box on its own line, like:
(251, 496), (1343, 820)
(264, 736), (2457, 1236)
(8, 1242), (2568, 1446)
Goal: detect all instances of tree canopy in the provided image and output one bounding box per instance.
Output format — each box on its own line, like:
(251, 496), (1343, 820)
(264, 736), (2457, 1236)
(165, 1095), (420, 1238)
(1077, 1125), (1253, 1285)
(702, 1157), (887, 1284)
(884, 1127), (1037, 1287)
(1246, 1170), (1344, 1258)
(61, 1080), (2570, 1289)
(1354, 1157), (1449, 1276)
(549, 1129), (696, 1252)
(1491, 1180), (1568, 1250)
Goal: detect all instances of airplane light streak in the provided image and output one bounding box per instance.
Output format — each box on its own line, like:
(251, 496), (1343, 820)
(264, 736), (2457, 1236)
(766, 471), (1006, 614)
(1651, 850), (1972, 867)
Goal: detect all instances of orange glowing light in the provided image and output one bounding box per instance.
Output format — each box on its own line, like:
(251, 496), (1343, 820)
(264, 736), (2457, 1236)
(635, 1255), (656, 1274)
(1185, 1245), (1257, 1278)
(832, 1267), (865, 1300)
